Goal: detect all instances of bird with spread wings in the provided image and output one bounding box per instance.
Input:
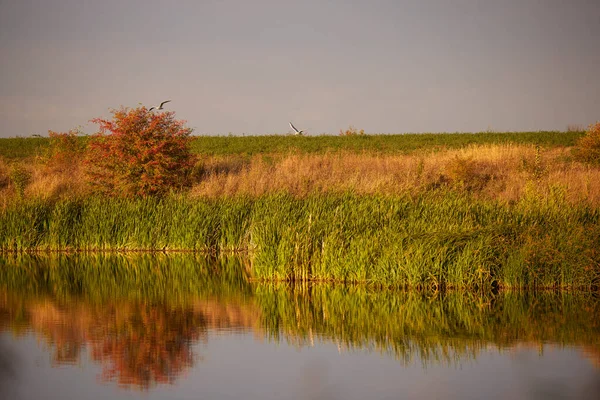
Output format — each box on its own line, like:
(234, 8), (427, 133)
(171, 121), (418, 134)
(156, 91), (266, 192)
(289, 121), (304, 135)
(149, 100), (171, 111)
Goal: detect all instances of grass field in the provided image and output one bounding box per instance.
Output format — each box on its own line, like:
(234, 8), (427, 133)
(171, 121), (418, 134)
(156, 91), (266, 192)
(0, 130), (584, 159)
(2, 140), (600, 205)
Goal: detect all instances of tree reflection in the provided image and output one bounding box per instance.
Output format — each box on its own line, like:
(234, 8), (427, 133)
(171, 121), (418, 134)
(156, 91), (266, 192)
(90, 304), (206, 388)
(1, 296), (210, 389)
(0, 252), (253, 390)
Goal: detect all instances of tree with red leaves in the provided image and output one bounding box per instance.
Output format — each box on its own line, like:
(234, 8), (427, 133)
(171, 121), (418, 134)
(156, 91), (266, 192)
(86, 106), (194, 197)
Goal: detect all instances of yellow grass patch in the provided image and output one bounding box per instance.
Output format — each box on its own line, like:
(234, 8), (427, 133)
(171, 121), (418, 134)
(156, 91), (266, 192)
(189, 144), (600, 204)
(2, 144), (599, 205)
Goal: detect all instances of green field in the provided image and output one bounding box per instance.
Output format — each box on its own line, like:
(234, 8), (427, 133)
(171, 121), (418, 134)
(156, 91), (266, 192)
(0, 130), (584, 160)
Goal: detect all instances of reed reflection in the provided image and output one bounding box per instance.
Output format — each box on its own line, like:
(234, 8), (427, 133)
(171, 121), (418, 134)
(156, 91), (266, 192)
(0, 253), (599, 391)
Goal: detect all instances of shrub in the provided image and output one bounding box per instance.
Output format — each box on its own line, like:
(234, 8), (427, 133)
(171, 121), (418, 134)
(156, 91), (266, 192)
(85, 106), (195, 197)
(566, 124), (584, 132)
(573, 122), (600, 165)
(445, 156), (492, 192)
(9, 164), (32, 198)
(46, 129), (87, 172)
(339, 126), (365, 136)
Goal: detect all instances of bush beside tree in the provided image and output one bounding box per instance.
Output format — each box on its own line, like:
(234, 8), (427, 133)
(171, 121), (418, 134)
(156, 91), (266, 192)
(574, 122), (600, 165)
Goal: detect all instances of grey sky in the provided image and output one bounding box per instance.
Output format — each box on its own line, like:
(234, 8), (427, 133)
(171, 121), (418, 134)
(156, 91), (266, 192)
(1, 0), (599, 137)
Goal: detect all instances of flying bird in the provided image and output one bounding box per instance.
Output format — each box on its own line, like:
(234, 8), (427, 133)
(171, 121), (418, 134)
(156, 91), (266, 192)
(149, 100), (171, 111)
(289, 121), (304, 135)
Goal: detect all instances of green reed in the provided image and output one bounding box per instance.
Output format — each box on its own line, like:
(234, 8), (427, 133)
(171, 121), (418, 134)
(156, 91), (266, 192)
(248, 192), (599, 289)
(0, 196), (253, 252)
(1, 192), (598, 289)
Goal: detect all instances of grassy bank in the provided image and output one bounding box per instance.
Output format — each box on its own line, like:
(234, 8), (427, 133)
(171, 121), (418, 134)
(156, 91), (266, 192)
(1, 130), (598, 289)
(1, 193), (598, 290)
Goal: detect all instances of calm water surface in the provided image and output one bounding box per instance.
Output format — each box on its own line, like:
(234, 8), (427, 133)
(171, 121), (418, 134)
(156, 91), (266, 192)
(1, 254), (599, 400)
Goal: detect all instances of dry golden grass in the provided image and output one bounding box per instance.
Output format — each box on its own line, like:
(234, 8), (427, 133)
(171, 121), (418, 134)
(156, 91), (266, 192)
(0, 156), (89, 209)
(2, 144), (600, 205)
(189, 144), (600, 205)
(25, 160), (88, 200)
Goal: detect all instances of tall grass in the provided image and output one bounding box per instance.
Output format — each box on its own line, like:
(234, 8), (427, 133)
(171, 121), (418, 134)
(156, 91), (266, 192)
(1, 193), (598, 290)
(5, 143), (600, 205)
(190, 145), (600, 204)
(0, 196), (253, 252)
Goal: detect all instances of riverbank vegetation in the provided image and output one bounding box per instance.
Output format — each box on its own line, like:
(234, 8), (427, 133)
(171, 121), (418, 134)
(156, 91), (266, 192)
(0, 193), (598, 290)
(1, 111), (599, 289)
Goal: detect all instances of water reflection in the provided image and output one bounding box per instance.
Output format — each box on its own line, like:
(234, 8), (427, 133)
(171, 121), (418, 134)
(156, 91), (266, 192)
(0, 253), (599, 394)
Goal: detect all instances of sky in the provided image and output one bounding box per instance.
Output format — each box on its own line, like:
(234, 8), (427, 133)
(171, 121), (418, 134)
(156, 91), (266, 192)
(0, 0), (599, 137)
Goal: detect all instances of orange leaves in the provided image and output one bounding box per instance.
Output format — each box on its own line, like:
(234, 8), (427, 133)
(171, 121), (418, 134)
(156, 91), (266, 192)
(85, 106), (194, 197)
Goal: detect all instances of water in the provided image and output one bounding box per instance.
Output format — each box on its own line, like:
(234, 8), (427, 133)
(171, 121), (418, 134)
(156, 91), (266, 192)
(1, 253), (599, 399)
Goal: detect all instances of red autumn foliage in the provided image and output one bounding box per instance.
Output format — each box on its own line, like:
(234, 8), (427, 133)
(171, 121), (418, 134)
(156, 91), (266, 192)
(85, 106), (194, 197)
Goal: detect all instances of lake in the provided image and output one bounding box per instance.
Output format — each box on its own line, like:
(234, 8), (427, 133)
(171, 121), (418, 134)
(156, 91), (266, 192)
(1, 253), (599, 399)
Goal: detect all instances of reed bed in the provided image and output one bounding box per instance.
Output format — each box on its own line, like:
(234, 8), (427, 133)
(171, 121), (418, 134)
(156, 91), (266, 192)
(1, 193), (598, 290)
(1, 135), (599, 289)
